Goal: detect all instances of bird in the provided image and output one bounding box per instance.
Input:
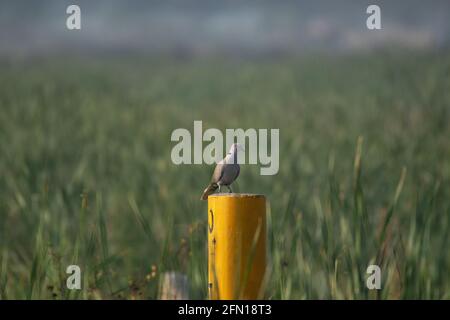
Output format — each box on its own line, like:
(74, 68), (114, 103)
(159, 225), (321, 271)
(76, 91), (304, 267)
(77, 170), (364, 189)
(200, 143), (244, 200)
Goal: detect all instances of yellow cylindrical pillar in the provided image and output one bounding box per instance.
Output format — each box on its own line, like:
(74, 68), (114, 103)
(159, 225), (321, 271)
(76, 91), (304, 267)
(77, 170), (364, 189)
(207, 194), (266, 300)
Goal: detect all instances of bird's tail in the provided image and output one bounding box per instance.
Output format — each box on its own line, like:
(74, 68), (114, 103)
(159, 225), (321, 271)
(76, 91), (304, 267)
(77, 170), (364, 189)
(200, 183), (218, 200)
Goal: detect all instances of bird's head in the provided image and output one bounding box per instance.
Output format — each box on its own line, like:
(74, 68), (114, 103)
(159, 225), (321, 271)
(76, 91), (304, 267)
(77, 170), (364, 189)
(229, 143), (245, 154)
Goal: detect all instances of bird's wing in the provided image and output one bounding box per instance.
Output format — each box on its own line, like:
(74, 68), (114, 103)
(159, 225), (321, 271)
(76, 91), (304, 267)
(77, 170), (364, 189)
(211, 162), (225, 183)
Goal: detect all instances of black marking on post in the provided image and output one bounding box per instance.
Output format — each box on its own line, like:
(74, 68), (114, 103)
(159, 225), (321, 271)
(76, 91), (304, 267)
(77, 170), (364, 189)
(208, 282), (213, 298)
(209, 209), (214, 233)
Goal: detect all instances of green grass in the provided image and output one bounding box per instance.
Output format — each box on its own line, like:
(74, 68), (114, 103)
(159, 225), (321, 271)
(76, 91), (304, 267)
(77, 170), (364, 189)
(0, 52), (449, 299)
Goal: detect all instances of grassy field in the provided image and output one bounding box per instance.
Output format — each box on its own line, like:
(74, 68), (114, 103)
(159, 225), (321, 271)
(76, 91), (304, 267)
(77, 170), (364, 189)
(0, 52), (449, 299)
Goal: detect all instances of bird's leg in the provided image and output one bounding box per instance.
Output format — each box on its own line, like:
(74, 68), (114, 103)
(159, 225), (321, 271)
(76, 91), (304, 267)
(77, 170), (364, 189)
(227, 185), (233, 193)
(218, 184), (221, 193)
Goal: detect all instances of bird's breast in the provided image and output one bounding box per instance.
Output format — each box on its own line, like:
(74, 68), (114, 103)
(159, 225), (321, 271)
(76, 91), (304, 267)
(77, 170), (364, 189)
(219, 163), (240, 185)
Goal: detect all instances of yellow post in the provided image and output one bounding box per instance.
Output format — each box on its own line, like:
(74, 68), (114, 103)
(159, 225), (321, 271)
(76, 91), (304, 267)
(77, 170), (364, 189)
(207, 194), (266, 300)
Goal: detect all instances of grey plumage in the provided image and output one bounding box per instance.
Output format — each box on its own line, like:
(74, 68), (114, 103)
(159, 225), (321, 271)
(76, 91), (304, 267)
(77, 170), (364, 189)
(200, 144), (243, 200)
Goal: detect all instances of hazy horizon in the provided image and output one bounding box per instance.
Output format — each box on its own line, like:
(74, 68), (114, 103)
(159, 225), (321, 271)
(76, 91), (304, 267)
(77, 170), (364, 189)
(1, 0), (449, 57)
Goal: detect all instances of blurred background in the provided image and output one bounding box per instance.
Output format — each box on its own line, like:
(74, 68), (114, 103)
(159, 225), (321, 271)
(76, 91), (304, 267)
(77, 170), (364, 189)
(1, 0), (450, 57)
(0, 0), (449, 300)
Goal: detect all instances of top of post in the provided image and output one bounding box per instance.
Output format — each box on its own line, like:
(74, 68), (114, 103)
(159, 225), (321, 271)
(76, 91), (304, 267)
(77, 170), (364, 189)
(208, 193), (265, 199)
